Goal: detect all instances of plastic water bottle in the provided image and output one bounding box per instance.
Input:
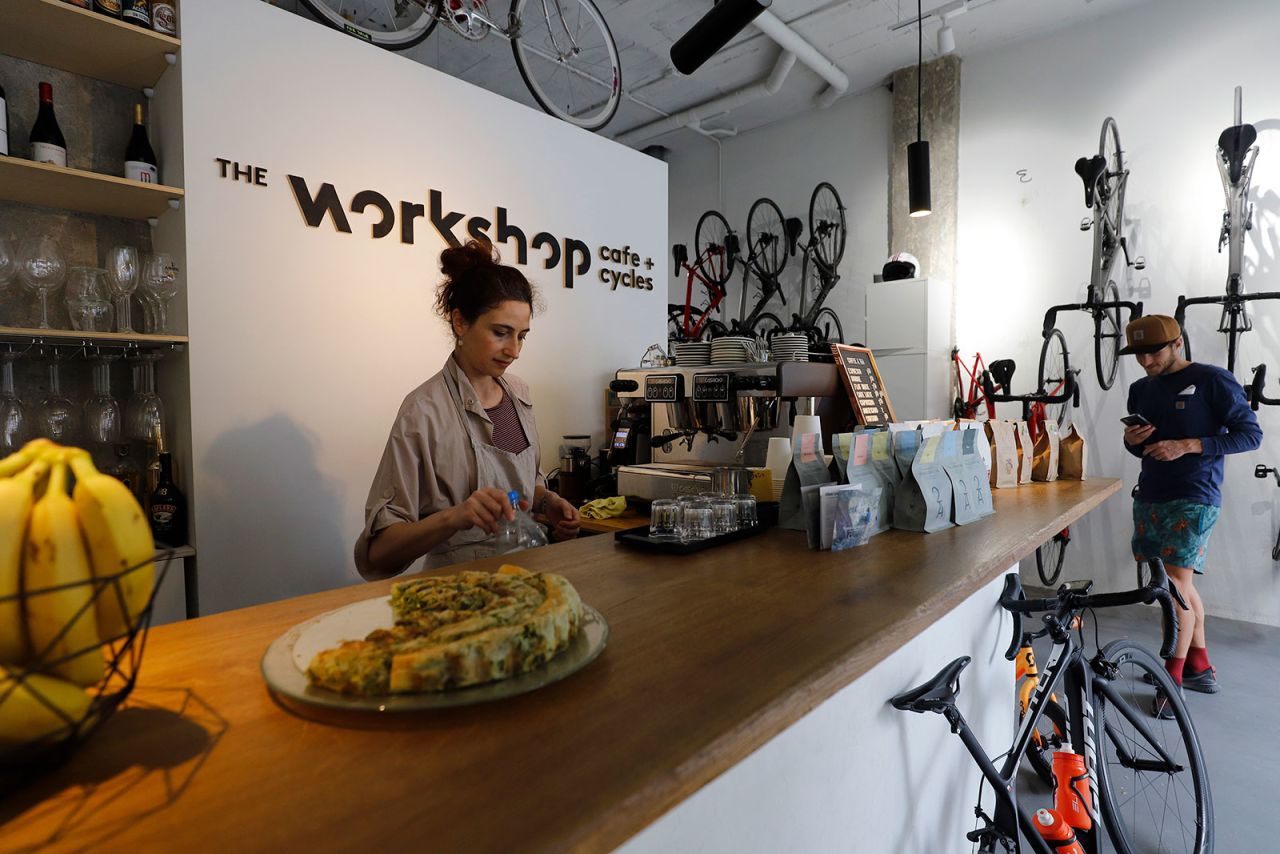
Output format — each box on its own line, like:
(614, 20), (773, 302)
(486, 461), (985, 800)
(493, 490), (549, 555)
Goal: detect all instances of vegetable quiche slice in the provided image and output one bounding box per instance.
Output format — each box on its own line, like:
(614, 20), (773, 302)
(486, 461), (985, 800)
(306, 565), (583, 696)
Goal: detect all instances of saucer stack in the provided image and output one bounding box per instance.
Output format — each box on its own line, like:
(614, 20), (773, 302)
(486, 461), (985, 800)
(769, 332), (810, 362)
(673, 341), (711, 366)
(710, 336), (754, 364)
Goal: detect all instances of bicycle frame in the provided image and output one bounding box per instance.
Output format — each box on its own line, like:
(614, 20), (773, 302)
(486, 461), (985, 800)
(673, 245), (730, 341)
(952, 348), (995, 421)
(734, 234), (788, 335)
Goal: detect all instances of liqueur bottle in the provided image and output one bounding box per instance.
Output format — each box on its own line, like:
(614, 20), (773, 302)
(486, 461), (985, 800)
(122, 0), (151, 27)
(124, 103), (158, 183)
(147, 451), (187, 547)
(29, 83), (67, 167)
(93, 0), (123, 17)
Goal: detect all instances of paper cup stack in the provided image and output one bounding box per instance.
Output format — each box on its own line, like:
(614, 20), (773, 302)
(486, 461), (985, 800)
(765, 436), (792, 500)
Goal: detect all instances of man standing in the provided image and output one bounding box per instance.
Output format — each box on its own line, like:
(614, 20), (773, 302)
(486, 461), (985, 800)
(1119, 315), (1262, 717)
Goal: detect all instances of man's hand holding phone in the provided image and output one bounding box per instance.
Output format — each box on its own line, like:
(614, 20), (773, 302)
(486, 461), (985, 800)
(1122, 413), (1155, 446)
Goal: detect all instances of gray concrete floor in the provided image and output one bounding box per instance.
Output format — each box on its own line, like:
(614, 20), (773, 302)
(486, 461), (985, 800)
(1020, 601), (1280, 852)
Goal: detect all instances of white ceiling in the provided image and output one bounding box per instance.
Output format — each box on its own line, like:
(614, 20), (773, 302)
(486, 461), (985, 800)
(278, 0), (1155, 147)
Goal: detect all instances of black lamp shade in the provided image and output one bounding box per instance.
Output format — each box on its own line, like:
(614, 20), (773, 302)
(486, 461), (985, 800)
(908, 139), (932, 217)
(670, 0), (772, 76)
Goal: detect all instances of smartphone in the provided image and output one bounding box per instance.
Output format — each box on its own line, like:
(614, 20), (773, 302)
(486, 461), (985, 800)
(1120, 413), (1152, 427)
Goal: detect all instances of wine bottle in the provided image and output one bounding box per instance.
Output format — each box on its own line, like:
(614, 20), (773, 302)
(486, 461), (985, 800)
(122, 0), (151, 27)
(0, 81), (8, 157)
(92, 0), (122, 17)
(29, 82), (67, 168)
(147, 452), (188, 547)
(124, 103), (158, 183)
(152, 1), (177, 36)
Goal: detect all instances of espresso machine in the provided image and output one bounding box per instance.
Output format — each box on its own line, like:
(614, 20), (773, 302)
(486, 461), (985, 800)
(608, 362), (851, 501)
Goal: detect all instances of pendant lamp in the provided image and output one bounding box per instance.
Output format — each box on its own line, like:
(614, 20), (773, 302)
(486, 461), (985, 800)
(908, 0), (932, 217)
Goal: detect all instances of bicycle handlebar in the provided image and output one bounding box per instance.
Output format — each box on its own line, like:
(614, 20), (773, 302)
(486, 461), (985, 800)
(981, 367), (1077, 407)
(1247, 364), (1280, 411)
(999, 558), (1182, 661)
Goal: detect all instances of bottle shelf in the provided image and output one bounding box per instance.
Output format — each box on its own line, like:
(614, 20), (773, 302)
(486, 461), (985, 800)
(0, 326), (187, 349)
(0, 0), (180, 90)
(0, 156), (183, 221)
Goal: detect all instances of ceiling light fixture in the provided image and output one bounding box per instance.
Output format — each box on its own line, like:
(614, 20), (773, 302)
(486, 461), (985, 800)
(670, 0), (773, 76)
(937, 24), (956, 55)
(908, 0), (932, 217)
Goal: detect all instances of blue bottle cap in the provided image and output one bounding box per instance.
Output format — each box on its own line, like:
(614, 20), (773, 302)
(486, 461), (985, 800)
(508, 490), (520, 506)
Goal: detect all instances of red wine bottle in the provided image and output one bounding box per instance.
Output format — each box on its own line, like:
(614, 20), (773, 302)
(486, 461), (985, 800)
(93, 0), (122, 17)
(147, 452), (188, 547)
(29, 82), (67, 168)
(122, 0), (151, 27)
(124, 103), (158, 183)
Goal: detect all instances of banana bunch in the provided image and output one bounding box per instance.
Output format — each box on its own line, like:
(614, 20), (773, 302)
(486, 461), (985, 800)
(0, 439), (156, 744)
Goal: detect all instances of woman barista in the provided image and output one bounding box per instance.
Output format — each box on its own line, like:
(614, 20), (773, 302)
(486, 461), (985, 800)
(355, 241), (580, 580)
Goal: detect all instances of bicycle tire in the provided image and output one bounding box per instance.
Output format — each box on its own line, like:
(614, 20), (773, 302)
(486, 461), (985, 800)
(811, 307), (844, 345)
(1227, 324), (1240, 375)
(298, 0), (439, 49)
(1025, 696), (1069, 789)
(668, 304), (706, 342)
(1037, 328), (1071, 429)
(747, 198), (789, 278)
(750, 311), (786, 343)
(1035, 531), (1068, 586)
(1092, 639), (1213, 853)
(1095, 281), (1122, 389)
(510, 0), (622, 131)
(694, 210), (735, 287)
(1098, 117), (1125, 272)
(808, 182), (846, 273)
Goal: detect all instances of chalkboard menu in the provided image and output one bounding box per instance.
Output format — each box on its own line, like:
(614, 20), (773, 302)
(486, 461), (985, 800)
(831, 344), (896, 427)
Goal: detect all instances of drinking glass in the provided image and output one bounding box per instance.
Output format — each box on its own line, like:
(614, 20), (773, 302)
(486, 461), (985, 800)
(65, 266), (114, 332)
(733, 493), (758, 528)
(17, 234), (66, 330)
(681, 505), (714, 542)
(126, 352), (165, 442)
(105, 245), (139, 334)
(0, 352), (30, 455)
(710, 498), (737, 534)
(84, 355), (122, 446)
(39, 356), (78, 443)
(141, 253), (179, 334)
(0, 234), (17, 293)
(649, 499), (682, 542)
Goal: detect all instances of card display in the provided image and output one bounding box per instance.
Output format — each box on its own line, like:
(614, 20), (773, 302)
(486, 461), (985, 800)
(831, 344), (896, 427)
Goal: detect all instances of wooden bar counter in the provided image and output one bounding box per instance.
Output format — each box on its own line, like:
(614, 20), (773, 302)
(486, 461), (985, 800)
(1, 479), (1120, 853)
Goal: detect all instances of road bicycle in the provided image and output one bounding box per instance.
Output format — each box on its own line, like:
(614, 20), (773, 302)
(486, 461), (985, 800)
(727, 197), (797, 341)
(1041, 117), (1145, 391)
(789, 182), (848, 346)
(953, 348), (996, 421)
(1253, 463), (1280, 561)
(298, 0), (622, 131)
(668, 210), (736, 343)
(1015, 633), (1070, 788)
(891, 562), (1212, 853)
(1175, 87), (1280, 374)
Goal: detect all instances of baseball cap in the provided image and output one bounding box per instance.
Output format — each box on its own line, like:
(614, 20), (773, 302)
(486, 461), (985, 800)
(1119, 314), (1182, 355)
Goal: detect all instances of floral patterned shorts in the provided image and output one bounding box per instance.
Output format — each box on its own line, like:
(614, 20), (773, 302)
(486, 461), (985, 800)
(1132, 499), (1220, 574)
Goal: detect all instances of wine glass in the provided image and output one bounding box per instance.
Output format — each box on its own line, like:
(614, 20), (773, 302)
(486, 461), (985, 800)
(141, 253), (179, 334)
(105, 245), (139, 334)
(0, 234), (17, 294)
(39, 354), (78, 443)
(17, 234), (66, 330)
(65, 266), (114, 332)
(0, 351), (30, 455)
(84, 354), (122, 446)
(126, 352), (164, 443)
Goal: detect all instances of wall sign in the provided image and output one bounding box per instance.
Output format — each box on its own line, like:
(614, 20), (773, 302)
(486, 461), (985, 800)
(832, 344), (896, 427)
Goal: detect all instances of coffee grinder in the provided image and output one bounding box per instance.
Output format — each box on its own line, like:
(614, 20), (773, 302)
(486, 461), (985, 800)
(557, 435), (593, 504)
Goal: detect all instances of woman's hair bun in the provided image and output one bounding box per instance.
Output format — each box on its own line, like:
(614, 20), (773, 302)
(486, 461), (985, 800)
(440, 240), (500, 279)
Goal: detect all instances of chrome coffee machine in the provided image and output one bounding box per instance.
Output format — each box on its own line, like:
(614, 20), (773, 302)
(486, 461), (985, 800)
(608, 362), (851, 501)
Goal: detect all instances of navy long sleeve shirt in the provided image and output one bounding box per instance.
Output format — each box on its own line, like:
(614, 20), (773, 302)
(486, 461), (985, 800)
(1125, 362), (1263, 506)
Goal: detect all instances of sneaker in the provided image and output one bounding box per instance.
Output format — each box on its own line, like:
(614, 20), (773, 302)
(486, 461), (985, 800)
(1182, 666), (1220, 694)
(1151, 686), (1185, 720)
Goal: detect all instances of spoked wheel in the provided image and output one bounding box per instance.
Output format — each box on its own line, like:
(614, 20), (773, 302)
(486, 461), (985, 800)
(1037, 328), (1072, 429)
(1025, 697), (1069, 789)
(299, 0), (439, 49)
(810, 308), (844, 345)
(1093, 640), (1213, 853)
(667, 305), (726, 343)
(747, 198), (789, 277)
(1097, 117), (1126, 273)
(808, 182), (846, 275)
(750, 312), (786, 344)
(694, 210), (735, 286)
(510, 0), (622, 131)
(1095, 281), (1123, 389)
(1035, 529), (1069, 586)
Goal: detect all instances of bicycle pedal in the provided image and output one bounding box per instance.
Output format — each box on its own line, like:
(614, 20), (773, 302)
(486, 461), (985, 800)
(1134, 256), (1146, 270)
(1079, 218), (1092, 231)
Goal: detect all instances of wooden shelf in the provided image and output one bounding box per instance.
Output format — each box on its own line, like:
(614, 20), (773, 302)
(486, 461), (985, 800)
(0, 326), (187, 348)
(0, 0), (180, 90)
(0, 156), (183, 221)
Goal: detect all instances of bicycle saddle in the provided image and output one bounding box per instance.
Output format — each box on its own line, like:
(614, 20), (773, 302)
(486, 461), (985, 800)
(785, 217), (804, 256)
(1218, 123), (1257, 185)
(672, 243), (688, 275)
(889, 656), (970, 713)
(1075, 155), (1106, 208)
(990, 359), (1016, 393)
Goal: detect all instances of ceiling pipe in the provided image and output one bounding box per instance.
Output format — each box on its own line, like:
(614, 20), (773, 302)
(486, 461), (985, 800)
(751, 10), (849, 108)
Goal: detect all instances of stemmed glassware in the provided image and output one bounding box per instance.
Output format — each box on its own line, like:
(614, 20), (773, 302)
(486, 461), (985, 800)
(0, 351), (30, 455)
(105, 245), (139, 334)
(17, 234), (66, 330)
(0, 234), (17, 295)
(126, 351), (164, 443)
(65, 266), (114, 332)
(140, 253), (179, 334)
(39, 352), (78, 443)
(84, 353), (122, 447)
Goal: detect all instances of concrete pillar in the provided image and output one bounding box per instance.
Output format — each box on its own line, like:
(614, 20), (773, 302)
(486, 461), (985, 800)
(889, 55), (960, 284)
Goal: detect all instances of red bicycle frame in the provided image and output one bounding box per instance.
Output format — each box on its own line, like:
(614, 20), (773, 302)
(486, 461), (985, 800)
(675, 245), (731, 341)
(952, 348), (997, 420)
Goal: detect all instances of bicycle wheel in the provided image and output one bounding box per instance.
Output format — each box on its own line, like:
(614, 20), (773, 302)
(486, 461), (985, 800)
(808, 182), (846, 273)
(811, 307), (844, 345)
(750, 312), (786, 343)
(694, 210), (735, 287)
(1037, 328), (1071, 428)
(1092, 640), (1213, 853)
(1025, 697), (1069, 789)
(1035, 530), (1068, 586)
(747, 198), (789, 278)
(299, 0), (439, 49)
(510, 0), (622, 131)
(1095, 281), (1122, 389)
(1098, 117), (1125, 269)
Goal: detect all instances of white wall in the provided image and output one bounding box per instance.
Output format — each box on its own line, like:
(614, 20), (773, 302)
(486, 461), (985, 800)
(958, 0), (1280, 625)
(665, 88), (892, 343)
(180, 0), (666, 613)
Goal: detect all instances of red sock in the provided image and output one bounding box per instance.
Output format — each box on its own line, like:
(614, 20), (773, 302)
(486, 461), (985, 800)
(1186, 646), (1211, 674)
(1165, 657), (1185, 686)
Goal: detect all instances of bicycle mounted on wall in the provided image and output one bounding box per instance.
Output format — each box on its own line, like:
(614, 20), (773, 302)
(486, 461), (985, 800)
(1041, 117), (1145, 392)
(789, 182), (847, 346)
(1175, 87), (1280, 374)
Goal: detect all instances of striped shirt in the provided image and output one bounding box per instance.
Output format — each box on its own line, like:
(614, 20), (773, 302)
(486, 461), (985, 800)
(485, 391), (530, 454)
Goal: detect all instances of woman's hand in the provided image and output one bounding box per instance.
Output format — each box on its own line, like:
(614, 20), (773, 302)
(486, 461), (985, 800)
(449, 487), (518, 535)
(539, 493), (581, 541)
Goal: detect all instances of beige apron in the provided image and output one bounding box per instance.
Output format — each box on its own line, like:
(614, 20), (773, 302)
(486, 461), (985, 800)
(425, 369), (539, 570)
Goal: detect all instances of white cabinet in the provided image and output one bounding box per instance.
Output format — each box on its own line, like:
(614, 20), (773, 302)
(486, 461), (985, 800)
(864, 277), (953, 421)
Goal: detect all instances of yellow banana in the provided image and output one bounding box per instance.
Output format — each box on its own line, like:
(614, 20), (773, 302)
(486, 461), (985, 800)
(67, 449), (156, 639)
(0, 457), (50, 664)
(0, 666), (91, 744)
(25, 453), (103, 686)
